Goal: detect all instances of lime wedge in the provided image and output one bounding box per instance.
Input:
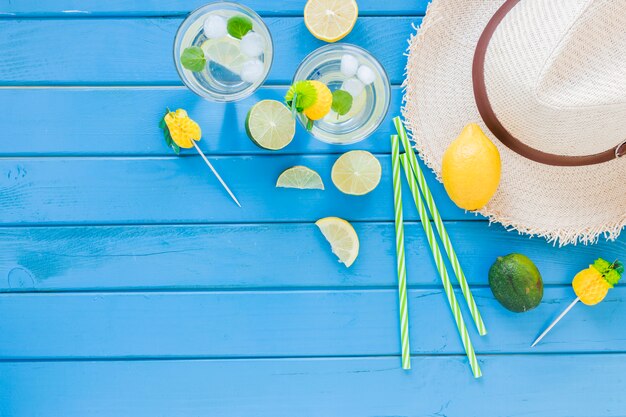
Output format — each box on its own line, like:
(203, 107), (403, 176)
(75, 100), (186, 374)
(331, 150), (382, 195)
(246, 100), (295, 150)
(201, 37), (247, 75)
(276, 166), (324, 190)
(315, 217), (359, 267)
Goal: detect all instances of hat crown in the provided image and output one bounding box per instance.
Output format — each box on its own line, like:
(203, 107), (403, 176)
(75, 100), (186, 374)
(484, 0), (626, 157)
(535, 0), (626, 108)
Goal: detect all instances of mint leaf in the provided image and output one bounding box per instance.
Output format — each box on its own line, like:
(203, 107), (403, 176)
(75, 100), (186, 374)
(227, 16), (253, 39)
(331, 90), (353, 116)
(181, 46), (206, 72)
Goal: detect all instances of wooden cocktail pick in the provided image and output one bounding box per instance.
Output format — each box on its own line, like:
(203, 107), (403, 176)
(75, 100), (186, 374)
(532, 258), (623, 347)
(160, 108), (241, 207)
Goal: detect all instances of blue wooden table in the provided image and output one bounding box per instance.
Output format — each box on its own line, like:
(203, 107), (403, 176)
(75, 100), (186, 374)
(1, 1), (624, 416)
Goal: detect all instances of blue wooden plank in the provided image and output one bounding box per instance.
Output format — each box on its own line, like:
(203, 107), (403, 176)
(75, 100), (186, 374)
(0, 87), (403, 156)
(0, 0), (429, 17)
(0, 17), (418, 85)
(0, 287), (624, 358)
(0, 355), (623, 416)
(0, 155), (472, 224)
(1, 223), (622, 291)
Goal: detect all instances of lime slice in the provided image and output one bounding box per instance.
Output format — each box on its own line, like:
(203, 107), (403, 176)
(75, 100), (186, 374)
(331, 150), (382, 195)
(325, 88), (367, 123)
(304, 0), (358, 43)
(276, 166), (324, 190)
(201, 37), (247, 74)
(245, 100), (296, 150)
(315, 217), (359, 267)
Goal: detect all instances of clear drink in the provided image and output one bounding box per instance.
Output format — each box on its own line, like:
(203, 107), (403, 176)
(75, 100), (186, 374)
(292, 44), (391, 144)
(174, 2), (273, 102)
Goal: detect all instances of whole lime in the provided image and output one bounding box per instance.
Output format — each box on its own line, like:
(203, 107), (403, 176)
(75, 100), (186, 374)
(488, 253), (543, 313)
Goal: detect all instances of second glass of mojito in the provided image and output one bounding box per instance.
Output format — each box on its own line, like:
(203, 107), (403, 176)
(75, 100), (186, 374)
(291, 44), (391, 144)
(174, 2), (274, 102)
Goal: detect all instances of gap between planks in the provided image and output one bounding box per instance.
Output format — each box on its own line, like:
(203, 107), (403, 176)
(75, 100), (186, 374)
(0, 219), (489, 228)
(0, 283), (575, 295)
(0, 351), (623, 364)
(0, 12), (426, 20)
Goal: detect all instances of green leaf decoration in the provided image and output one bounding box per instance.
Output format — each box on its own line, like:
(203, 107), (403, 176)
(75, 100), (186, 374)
(306, 117), (314, 131)
(593, 258), (624, 287)
(331, 90), (353, 116)
(159, 110), (181, 155)
(181, 46), (206, 72)
(227, 16), (253, 39)
(285, 81), (317, 112)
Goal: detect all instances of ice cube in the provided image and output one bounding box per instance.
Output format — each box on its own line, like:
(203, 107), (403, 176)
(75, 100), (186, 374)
(342, 78), (365, 98)
(357, 65), (376, 85)
(240, 32), (265, 57)
(203, 15), (227, 39)
(340, 54), (359, 77)
(240, 59), (265, 83)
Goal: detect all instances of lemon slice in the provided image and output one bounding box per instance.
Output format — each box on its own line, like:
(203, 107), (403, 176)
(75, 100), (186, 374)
(304, 0), (358, 43)
(276, 166), (325, 190)
(315, 217), (359, 267)
(331, 150), (382, 195)
(201, 37), (248, 74)
(245, 100), (296, 150)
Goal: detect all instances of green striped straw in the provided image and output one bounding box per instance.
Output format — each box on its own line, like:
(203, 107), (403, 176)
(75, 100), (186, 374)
(398, 148), (482, 378)
(390, 135), (411, 370)
(393, 117), (487, 336)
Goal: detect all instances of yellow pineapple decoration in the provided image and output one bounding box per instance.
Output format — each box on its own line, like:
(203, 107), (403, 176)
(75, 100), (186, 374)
(157, 107), (241, 207)
(161, 108), (202, 151)
(572, 259), (624, 305)
(532, 257), (623, 347)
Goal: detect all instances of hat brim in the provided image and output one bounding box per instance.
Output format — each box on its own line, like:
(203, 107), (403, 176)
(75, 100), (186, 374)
(402, 0), (626, 245)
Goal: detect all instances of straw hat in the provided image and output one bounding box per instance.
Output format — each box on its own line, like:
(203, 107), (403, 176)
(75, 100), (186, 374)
(402, 0), (626, 245)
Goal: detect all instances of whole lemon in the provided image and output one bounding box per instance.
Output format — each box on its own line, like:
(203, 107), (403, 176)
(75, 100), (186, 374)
(442, 123), (501, 210)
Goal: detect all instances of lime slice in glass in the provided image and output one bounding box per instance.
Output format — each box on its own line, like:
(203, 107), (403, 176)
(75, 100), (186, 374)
(201, 37), (248, 75)
(276, 166), (324, 190)
(245, 100), (295, 150)
(331, 150), (382, 195)
(315, 217), (359, 267)
(323, 88), (367, 123)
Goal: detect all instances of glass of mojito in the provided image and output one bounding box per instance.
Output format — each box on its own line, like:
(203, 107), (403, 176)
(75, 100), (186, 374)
(174, 2), (274, 102)
(289, 44), (391, 144)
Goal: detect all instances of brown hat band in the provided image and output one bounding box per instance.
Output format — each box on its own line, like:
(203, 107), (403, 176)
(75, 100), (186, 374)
(472, 0), (626, 166)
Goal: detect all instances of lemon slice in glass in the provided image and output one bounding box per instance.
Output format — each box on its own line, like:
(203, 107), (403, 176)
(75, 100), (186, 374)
(245, 100), (296, 150)
(201, 37), (248, 75)
(331, 150), (382, 195)
(276, 166), (325, 190)
(304, 0), (359, 43)
(315, 217), (359, 267)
